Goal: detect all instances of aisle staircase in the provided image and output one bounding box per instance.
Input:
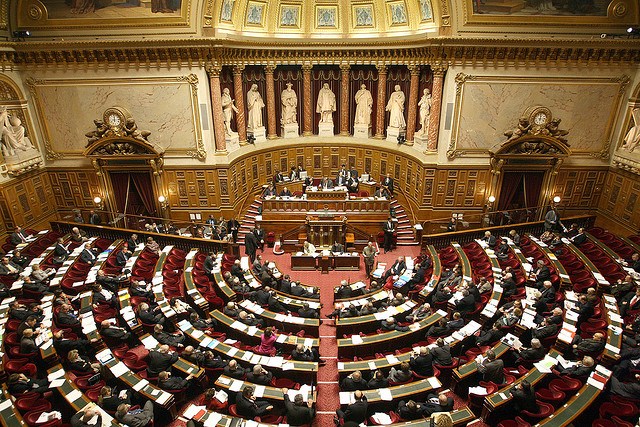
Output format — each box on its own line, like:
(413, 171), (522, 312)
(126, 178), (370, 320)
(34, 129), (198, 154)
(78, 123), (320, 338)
(238, 196), (419, 246)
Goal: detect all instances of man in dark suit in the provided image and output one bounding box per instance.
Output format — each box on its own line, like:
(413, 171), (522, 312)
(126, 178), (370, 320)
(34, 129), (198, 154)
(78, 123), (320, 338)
(153, 324), (185, 348)
(138, 302), (166, 325)
(80, 243), (98, 265)
(100, 320), (131, 343)
(397, 400), (425, 420)
(244, 230), (259, 264)
(227, 218), (240, 243)
(382, 217), (396, 253)
(502, 273), (517, 298)
(611, 376), (640, 399)
(432, 338), (453, 366)
(558, 355), (594, 377)
(476, 323), (505, 346)
(331, 241), (344, 253)
(53, 237), (70, 264)
(231, 259), (249, 284)
(203, 252), (216, 277)
(279, 187), (293, 197)
(282, 389), (315, 426)
(246, 365), (273, 385)
(341, 371), (368, 391)
(71, 406), (102, 427)
(410, 347), (434, 377)
(57, 304), (80, 328)
(253, 224), (265, 250)
(336, 390), (368, 425)
(572, 332), (605, 356)
(477, 350), (504, 384)
(223, 360), (247, 379)
(147, 345), (179, 376)
(346, 176), (358, 193)
(0, 257), (22, 275)
(89, 210), (101, 225)
(455, 290), (476, 314)
(116, 246), (132, 267)
(532, 318), (560, 340)
(236, 386), (274, 419)
(404, 266), (426, 291)
(20, 329), (38, 353)
(532, 260), (551, 287)
(422, 393), (455, 416)
(383, 256), (406, 281)
(127, 234), (140, 250)
(336, 165), (349, 186)
(158, 371), (193, 391)
(514, 338), (546, 364)
(320, 177), (334, 190)
(382, 173), (394, 195)
(10, 226), (28, 245)
(540, 280), (556, 304)
(298, 302), (319, 319)
(570, 228), (587, 245)
(273, 170), (284, 183)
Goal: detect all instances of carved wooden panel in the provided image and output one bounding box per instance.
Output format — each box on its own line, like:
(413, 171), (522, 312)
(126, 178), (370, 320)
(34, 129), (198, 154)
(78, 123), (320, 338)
(0, 170), (55, 229)
(49, 169), (102, 209)
(553, 169), (607, 209)
(599, 169), (640, 231)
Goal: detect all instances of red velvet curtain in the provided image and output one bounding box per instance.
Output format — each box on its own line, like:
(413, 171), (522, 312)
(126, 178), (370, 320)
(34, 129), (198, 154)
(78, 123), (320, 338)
(311, 66), (341, 135)
(131, 172), (157, 218)
(497, 171), (524, 212)
(523, 171), (545, 209)
(109, 172), (130, 214)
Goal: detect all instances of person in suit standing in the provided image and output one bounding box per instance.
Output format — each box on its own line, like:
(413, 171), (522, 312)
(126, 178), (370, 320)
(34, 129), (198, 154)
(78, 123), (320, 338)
(283, 389), (315, 426)
(477, 349), (505, 384)
(382, 217), (396, 253)
(89, 210), (101, 225)
(227, 217), (240, 243)
(382, 173), (394, 195)
(336, 390), (368, 425)
(362, 241), (377, 277)
(544, 206), (561, 232)
(253, 224), (265, 250)
(244, 230), (259, 264)
(336, 165), (349, 186)
(10, 226), (28, 245)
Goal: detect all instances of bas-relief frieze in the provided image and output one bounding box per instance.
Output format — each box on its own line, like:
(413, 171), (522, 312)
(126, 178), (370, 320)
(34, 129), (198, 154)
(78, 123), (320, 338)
(26, 76), (200, 159)
(449, 74), (628, 159)
(612, 105), (640, 175)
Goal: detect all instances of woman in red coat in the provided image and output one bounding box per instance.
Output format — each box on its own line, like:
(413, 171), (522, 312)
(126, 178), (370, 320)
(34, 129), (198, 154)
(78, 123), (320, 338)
(254, 326), (277, 356)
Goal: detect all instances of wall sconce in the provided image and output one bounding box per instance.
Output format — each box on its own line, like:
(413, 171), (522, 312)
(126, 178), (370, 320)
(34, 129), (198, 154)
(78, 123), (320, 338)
(158, 195), (168, 210)
(93, 196), (103, 210)
(488, 195), (496, 204)
(553, 196), (561, 204)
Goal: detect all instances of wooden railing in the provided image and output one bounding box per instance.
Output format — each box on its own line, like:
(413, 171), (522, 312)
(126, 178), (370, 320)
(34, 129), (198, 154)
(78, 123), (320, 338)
(421, 214), (596, 250)
(50, 220), (231, 254)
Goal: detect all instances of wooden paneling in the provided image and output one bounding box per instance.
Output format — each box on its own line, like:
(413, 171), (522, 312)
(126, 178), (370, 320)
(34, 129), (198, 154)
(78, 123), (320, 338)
(553, 169), (607, 209)
(48, 169), (102, 209)
(598, 168), (640, 233)
(0, 170), (56, 229)
(427, 168), (491, 209)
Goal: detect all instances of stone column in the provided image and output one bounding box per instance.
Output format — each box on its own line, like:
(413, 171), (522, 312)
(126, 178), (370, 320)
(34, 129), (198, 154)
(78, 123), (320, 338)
(302, 63), (313, 136)
(374, 64), (388, 139)
(405, 65), (421, 146)
(339, 63), (350, 136)
(232, 65), (247, 145)
(265, 64), (278, 139)
(207, 64), (227, 153)
(427, 66), (446, 151)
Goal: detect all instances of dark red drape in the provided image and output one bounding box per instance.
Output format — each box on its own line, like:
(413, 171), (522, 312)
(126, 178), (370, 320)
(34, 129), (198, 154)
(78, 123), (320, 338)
(497, 172), (524, 212)
(109, 172), (130, 214)
(523, 171), (545, 209)
(131, 172), (157, 217)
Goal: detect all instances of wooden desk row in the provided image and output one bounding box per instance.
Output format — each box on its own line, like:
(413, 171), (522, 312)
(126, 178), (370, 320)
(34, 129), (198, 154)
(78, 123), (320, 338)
(419, 245), (442, 300)
(215, 374), (315, 402)
(336, 300), (418, 335)
(290, 253), (360, 271)
(238, 300), (320, 335)
(526, 236), (572, 289)
(183, 249), (210, 313)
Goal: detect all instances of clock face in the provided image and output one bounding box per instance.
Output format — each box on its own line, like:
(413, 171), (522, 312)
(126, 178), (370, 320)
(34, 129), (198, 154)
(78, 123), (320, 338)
(108, 113), (122, 127)
(533, 112), (548, 126)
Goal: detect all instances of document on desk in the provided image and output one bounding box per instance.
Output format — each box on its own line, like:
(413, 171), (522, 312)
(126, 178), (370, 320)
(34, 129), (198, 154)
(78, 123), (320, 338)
(378, 388), (393, 401)
(351, 335), (363, 344)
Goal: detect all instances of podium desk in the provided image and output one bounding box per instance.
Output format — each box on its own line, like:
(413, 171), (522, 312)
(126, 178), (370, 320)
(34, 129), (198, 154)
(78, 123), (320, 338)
(305, 189), (348, 200)
(291, 253), (360, 271)
(291, 254), (317, 270)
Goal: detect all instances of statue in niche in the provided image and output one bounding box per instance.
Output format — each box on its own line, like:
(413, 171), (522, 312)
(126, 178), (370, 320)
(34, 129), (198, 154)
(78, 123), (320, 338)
(281, 83), (298, 125)
(417, 88), (432, 135)
(221, 87), (239, 136)
(504, 117), (531, 143)
(622, 108), (640, 153)
(317, 83), (336, 124)
(386, 85), (406, 129)
(0, 107), (35, 156)
(354, 84), (373, 126)
(246, 84), (265, 131)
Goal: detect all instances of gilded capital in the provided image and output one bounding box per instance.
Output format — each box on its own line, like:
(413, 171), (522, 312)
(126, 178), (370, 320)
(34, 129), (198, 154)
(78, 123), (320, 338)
(232, 64), (246, 75)
(205, 64), (222, 77)
(408, 64), (421, 75)
(301, 63), (313, 72)
(376, 64), (388, 74)
(339, 63), (351, 72)
(265, 64), (277, 74)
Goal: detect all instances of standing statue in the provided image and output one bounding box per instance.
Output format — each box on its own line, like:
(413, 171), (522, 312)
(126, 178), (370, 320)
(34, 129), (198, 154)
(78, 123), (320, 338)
(316, 83), (336, 124)
(0, 107), (34, 157)
(417, 88), (432, 135)
(385, 85), (406, 129)
(246, 84), (265, 132)
(281, 82), (298, 125)
(221, 87), (239, 136)
(622, 108), (640, 153)
(354, 84), (373, 126)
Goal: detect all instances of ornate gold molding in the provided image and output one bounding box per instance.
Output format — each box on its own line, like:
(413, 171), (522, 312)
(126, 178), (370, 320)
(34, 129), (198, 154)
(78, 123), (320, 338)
(177, 73), (207, 161)
(612, 154), (640, 175)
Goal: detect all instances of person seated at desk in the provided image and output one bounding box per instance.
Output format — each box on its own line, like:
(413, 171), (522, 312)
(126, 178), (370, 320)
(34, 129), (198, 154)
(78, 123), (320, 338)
(158, 370), (194, 391)
(129, 279), (154, 302)
(292, 343), (323, 364)
(509, 229), (521, 246)
(303, 240), (316, 255)
(410, 347), (434, 377)
(153, 324), (185, 348)
(0, 282), (10, 300)
(482, 230), (497, 247)
(432, 338), (453, 366)
(510, 380), (538, 413)
(11, 250), (29, 269)
(283, 388), (315, 426)
(147, 344), (178, 376)
(273, 170), (284, 183)
(17, 315), (40, 338)
(477, 349), (504, 384)
(71, 404), (102, 427)
(100, 320), (131, 343)
(383, 256), (406, 281)
(530, 260), (551, 288)
(346, 176), (358, 193)
(79, 242), (99, 265)
(0, 256), (22, 275)
(397, 400), (427, 420)
(224, 360), (247, 379)
(381, 317), (409, 332)
(67, 349), (100, 374)
(389, 362), (413, 383)
(554, 355), (595, 378)
(53, 237), (70, 264)
(610, 375), (640, 399)
(115, 401), (154, 427)
(231, 259), (249, 284)
(10, 226), (29, 245)
(57, 304), (81, 329)
(145, 237), (161, 255)
(23, 276), (49, 294)
(298, 302), (319, 318)
(253, 326), (277, 357)
(446, 217), (457, 232)
(513, 338), (546, 364)
(116, 245), (132, 267)
(246, 364), (273, 385)
(263, 183), (277, 197)
(336, 390), (368, 425)
(20, 329), (38, 354)
(223, 301), (241, 319)
(422, 393), (454, 416)
(237, 386), (274, 420)
(280, 186), (292, 197)
(620, 252), (640, 273)
(571, 332), (605, 357)
(368, 370), (389, 389)
(99, 388), (133, 414)
(341, 370), (368, 391)
(138, 302), (166, 326)
(291, 281), (319, 299)
(320, 177), (334, 190)
(239, 310), (266, 328)
(331, 240), (344, 253)
(496, 238), (510, 260)
(199, 387), (228, 412)
(7, 373), (49, 395)
(570, 227), (587, 245)
(374, 186), (390, 199)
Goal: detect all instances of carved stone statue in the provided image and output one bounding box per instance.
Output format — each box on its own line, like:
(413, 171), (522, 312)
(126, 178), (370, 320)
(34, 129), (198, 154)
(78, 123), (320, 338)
(417, 88), (432, 135)
(0, 107), (35, 156)
(221, 87), (239, 136)
(281, 83), (298, 125)
(124, 118), (151, 143)
(385, 85), (406, 129)
(504, 117), (530, 143)
(545, 118), (569, 144)
(354, 84), (373, 126)
(622, 108), (640, 153)
(246, 84), (265, 132)
(316, 83), (336, 124)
